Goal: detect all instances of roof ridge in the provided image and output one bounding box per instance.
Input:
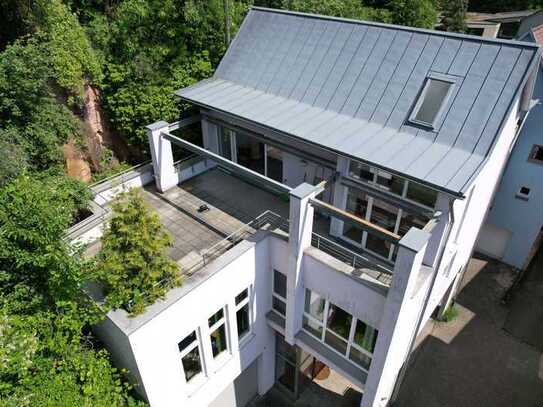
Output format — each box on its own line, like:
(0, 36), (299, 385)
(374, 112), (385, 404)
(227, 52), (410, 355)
(250, 6), (541, 50)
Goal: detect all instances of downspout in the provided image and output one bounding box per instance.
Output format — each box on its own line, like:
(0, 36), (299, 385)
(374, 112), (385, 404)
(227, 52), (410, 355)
(390, 198), (456, 405)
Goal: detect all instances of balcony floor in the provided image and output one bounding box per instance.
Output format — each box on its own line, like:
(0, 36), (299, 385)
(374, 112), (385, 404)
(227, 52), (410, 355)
(143, 167), (292, 269)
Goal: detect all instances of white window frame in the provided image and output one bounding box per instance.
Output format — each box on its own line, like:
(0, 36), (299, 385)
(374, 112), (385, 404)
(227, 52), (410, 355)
(272, 269), (287, 317)
(178, 329), (206, 389)
(235, 286), (253, 345)
(301, 289), (377, 373)
(208, 306), (230, 365)
(409, 75), (456, 129)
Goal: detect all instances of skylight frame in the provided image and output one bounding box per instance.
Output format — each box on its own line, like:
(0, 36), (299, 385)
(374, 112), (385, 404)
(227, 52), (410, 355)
(409, 73), (457, 130)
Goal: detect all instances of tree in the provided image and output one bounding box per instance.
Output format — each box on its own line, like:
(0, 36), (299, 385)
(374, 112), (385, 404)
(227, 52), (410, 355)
(0, 175), (144, 406)
(441, 0), (468, 33)
(96, 189), (181, 315)
(389, 0), (438, 29)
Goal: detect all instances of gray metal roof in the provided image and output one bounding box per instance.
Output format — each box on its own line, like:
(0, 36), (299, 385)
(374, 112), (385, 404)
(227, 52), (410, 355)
(176, 7), (540, 196)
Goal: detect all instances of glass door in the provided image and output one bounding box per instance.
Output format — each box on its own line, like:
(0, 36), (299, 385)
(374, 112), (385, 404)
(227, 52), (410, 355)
(235, 131), (265, 175)
(266, 145), (283, 183)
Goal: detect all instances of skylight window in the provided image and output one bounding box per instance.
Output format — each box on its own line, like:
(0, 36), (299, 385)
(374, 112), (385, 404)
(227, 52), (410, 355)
(410, 77), (454, 129)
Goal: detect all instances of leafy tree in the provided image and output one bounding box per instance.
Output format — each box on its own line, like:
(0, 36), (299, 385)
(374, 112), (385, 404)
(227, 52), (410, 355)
(96, 189), (181, 315)
(389, 0), (439, 29)
(0, 137), (28, 187)
(279, 0), (392, 22)
(0, 175), (144, 405)
(29, 0), (103, 101)
(0, 174), (91, 309)
(103, 54), (212, 146)
(441, 0), (468, 33)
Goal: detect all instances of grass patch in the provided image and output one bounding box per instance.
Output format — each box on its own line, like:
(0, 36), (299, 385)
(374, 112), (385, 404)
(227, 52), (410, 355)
(441, 304), (459, 322)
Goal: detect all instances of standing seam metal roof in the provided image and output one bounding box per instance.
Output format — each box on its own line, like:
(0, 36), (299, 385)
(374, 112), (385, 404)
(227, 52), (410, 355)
(176, 7), (540, 196)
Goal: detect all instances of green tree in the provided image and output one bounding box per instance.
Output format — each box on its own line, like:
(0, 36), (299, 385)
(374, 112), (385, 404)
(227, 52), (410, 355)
(279, 0), (392, 22)
(96, 189), (181, 315)
(0, 175), (144, 405)
(389, 0), (438, 29)
(441, 0), (468, 33)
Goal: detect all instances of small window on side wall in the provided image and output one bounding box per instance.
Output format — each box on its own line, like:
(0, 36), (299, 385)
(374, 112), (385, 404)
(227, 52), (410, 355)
(529, 145), (543, 164)
(410, 77), (454, 129)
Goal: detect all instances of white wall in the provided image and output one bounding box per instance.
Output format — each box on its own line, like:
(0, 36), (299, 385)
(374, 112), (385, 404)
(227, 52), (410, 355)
(422, 97), (522, 324)
(127, 239), (275, 407)
(302, 250), (386, 330)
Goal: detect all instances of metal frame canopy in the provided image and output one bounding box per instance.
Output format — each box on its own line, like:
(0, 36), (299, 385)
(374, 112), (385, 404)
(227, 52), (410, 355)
(176, 7), (541, 198)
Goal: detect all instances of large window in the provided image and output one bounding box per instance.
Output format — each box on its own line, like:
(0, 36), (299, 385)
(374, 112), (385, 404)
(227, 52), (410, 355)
(235, 287), (251, 342)
(348, 160), (437, 209)
(272, 269), (287, 317)
(344, 160), (433, 261)
(208, 307), (229, 359)
(218, 126), (284, 182)
(302, 289), (379, 372)
(178, 331), (204, 383)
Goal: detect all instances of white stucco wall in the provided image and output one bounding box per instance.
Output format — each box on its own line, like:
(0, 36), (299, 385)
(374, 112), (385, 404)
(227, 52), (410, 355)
(126, 238), (275, 407)
(422, 96), (522, 324)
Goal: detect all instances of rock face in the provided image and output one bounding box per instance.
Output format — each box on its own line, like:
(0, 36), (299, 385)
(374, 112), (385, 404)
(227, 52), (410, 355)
(83, 83), (129, 165)
(63, 138), (91, 182)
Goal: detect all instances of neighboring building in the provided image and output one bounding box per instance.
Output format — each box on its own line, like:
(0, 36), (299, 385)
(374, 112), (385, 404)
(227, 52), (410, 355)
(464, 10), (537, 39)
(477, 19), (543, 269)
(72, 7), (540, 407)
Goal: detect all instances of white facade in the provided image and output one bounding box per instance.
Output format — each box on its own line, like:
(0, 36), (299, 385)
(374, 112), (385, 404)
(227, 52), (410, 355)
(84, 88), (531, 407)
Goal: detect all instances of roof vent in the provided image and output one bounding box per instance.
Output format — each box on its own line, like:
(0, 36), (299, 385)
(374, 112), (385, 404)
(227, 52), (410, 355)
(409, 77), (455, 129)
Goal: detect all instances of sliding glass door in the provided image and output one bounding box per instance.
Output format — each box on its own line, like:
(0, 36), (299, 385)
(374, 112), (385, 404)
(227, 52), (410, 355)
(218, 126), (284, 182)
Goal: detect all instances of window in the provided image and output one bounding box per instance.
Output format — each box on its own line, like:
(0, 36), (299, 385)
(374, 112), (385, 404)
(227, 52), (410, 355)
(208, 308), (228, 359)
(410, 78), (454, 129)
(301, 290), (379, 372)
(272, 269), (287, 317)
(349, 318), (378, 370)
(178, 331), (204, 383)
(529, 145), (543, 164)
(325, 303), (352, 355)
(347, 160), (437, 209)
(406, 181), (438, 208)
(302, 289), (325, 338)
(235, 288), (251, 342)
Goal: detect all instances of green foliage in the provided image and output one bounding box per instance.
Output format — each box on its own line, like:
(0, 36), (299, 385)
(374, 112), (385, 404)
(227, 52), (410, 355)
(280, 0), (392, 22)
(0, 38), (50, 123)
(96, 189), (181, 315)
(30, 0), (103, 101)
(441, 304), (459, 322)
(468, 0), (543, 13)
(441, 0), (468, 33)
(389, 0), (439, 28)
(0, 175), (143, 405)
(91, 147), (133, 183)
(0, 138), (28, 187)
(0, 175), (92, 308)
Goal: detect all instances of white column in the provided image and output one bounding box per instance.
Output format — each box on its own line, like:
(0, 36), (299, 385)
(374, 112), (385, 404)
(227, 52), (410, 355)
(330, 156), (349, 237)
(361, 227), (431, 407)
(285, 183), (320, 344)
(146, 121), (178, 193)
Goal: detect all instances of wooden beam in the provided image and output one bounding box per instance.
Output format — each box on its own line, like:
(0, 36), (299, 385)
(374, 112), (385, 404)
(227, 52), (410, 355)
(310, 198), (401, 243)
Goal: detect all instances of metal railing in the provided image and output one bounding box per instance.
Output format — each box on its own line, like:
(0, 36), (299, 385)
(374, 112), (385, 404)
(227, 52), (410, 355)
(182, 210), (286, 277)
(311, 232), (393, 278)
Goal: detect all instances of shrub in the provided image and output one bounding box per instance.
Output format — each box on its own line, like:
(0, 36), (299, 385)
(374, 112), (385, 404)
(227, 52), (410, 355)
(96, 189), (181, 315)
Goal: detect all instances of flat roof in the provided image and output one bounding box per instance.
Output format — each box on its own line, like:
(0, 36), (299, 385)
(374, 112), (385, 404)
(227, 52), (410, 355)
(177, 7), (540, 196)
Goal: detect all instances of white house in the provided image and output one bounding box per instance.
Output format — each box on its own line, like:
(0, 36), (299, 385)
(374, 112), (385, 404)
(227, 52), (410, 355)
(75, 7), (540, 407)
